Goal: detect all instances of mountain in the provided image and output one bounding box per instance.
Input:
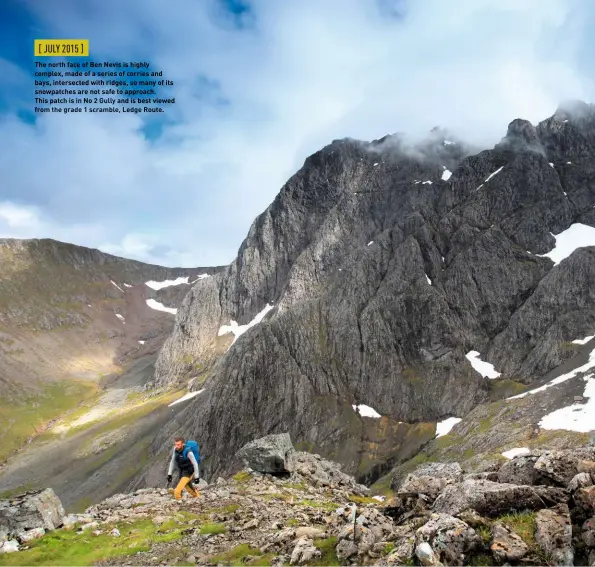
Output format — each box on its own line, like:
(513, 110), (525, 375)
(140, 100), (595, 487)
(0, 237), (223, 464)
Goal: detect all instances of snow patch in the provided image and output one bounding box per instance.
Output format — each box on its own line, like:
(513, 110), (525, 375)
(425, 274), (432, 285)
(368, 241), (374, 246)
(441, 169), (452, 181)
(146, 298), (177, 315)
(509, 344), (595, 399)
(414, 180), (421, 185)
(115, 313), (125, 323)
(422, 180), (433, 185)
(218, 304), (274, 344)
(168, 389), (205, 407)
(443, 140), (454, 145)
(502, 447), (531, 459)
(567, 161), (572, 164)
(549, 163), (554, 168)
(138, 340), (145, 345)
(352, 404), (381, 418)
(110, 280), (124, 293)
(572, 335), (595, 345)
(485, 166), (504, 183)
(123, 283), (132, 288)
(373, 162), (379, 166)
(538, 375), (595, 432)
(145, 276), (189, 290)
(538, 223), (595, 265)
(194, 274), (210, 282)
(466, 350), (501, 379)
(436, 417), (462, 437)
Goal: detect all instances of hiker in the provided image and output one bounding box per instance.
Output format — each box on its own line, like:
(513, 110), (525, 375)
(167, 436), (201, 499)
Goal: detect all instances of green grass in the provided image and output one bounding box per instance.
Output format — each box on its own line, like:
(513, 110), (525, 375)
(286, 518), (300, 527)
(284, 482), (307, 490)
(209, 544), (265, 566)
(310, 537), (339, 566)
(0, 380), (98, 463)
(0, 483), (37, 499)
(0, 519), (183, 566)
(297, 499), (337, 511)
(232, 470), (252, 483)
(198, 523), (226, 535)
(347, 494), (379, 505)
(497, 511), (536, 548)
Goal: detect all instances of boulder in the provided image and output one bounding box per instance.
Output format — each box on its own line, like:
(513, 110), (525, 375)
(336, 538), (358, 560)
(569, 472), (593, 492)
(236, 433), (294, 474)
(497, 455), (539, 485)
(575, 486), (595, 516)
(582, 517), (595, 548)
(289, 536), (321, 565)
(535, 504), (573, 566)
(0, 540), (19, 554)
(433, 479), (567, 517)
(490, 521), (529, 562)
(415, 541), (443, 566)
(415, 513), (480, 566)
(399, 463), (463, 502)
(534, 451), (579, 486)
(0, 489), (65, 543)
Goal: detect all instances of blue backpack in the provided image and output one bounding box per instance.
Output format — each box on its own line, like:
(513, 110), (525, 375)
(183, 440), (201, 465)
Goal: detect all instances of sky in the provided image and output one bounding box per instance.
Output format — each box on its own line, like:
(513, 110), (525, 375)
(0, 0), (593, 268)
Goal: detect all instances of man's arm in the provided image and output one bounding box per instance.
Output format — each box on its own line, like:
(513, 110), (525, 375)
(188, 452), (199, 479)
(167, 448), (176, 476)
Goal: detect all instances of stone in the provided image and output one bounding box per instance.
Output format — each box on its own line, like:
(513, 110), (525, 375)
(382, 538), (415, 565)
(416, 513), (480, 566)
(16, 527), (46, 543)
(582, 517), (595, 548)
(569, 472), (593, 492)
(0, 489), (65, 543)
(575, 486), (595, 515)
(290, 537), (321, 565)
(236, 433), (294, 474)
(294, 526), (325, 539)
(497, 455), (539, 485)
(490, 521), (529, 562)
(336, 538), (358, 560)
(415, 542), (442, 566)
(242, 518), (259, 530)
(535, 504), (573, 566)
(534, 451), (579, 486)
(433, 479), (568, 516)
(0, 540), (19, 554)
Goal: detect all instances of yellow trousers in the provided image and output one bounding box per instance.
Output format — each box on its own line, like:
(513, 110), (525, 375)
(174, 475), (200, 499)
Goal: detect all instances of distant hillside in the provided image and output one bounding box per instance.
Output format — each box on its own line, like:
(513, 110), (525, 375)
(0, 237), (223, 463)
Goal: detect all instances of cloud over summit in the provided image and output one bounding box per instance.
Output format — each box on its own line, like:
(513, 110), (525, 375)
(0, 0), (593, 266)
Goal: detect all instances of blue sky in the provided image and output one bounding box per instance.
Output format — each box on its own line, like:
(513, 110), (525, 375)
(0, 0), (593, 267)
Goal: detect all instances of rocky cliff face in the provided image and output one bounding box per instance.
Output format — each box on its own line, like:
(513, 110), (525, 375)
(148, 102), (595, 484)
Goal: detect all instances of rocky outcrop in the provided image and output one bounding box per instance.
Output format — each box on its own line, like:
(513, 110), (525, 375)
(8, 445), (595, 565)
(146, 103), (595, 483)
(236, 433), (294, 474)
(0, 489), (65, 544)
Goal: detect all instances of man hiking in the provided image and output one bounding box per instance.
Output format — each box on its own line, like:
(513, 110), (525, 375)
(167, 436), (201, 499)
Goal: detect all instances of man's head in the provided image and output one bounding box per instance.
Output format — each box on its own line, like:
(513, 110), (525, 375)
(174, 436), (185, 451)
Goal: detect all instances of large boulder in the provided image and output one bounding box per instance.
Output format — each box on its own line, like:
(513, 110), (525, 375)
(399, 463), (464, 502)
(433, 479), (567, 517)
(534, 451), (580, 486)
(415, 513), (480, 566)
(0, 489), (65, 543)
(236, 433), (294, 474)
(497, 454), (539, 485)
(535, 504), (573, 566)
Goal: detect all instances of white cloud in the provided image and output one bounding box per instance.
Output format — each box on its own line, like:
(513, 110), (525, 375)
(1, 0), (594, 266)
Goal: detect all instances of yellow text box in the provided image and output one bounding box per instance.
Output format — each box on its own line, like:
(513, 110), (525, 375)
(34, 39), (89, 57)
